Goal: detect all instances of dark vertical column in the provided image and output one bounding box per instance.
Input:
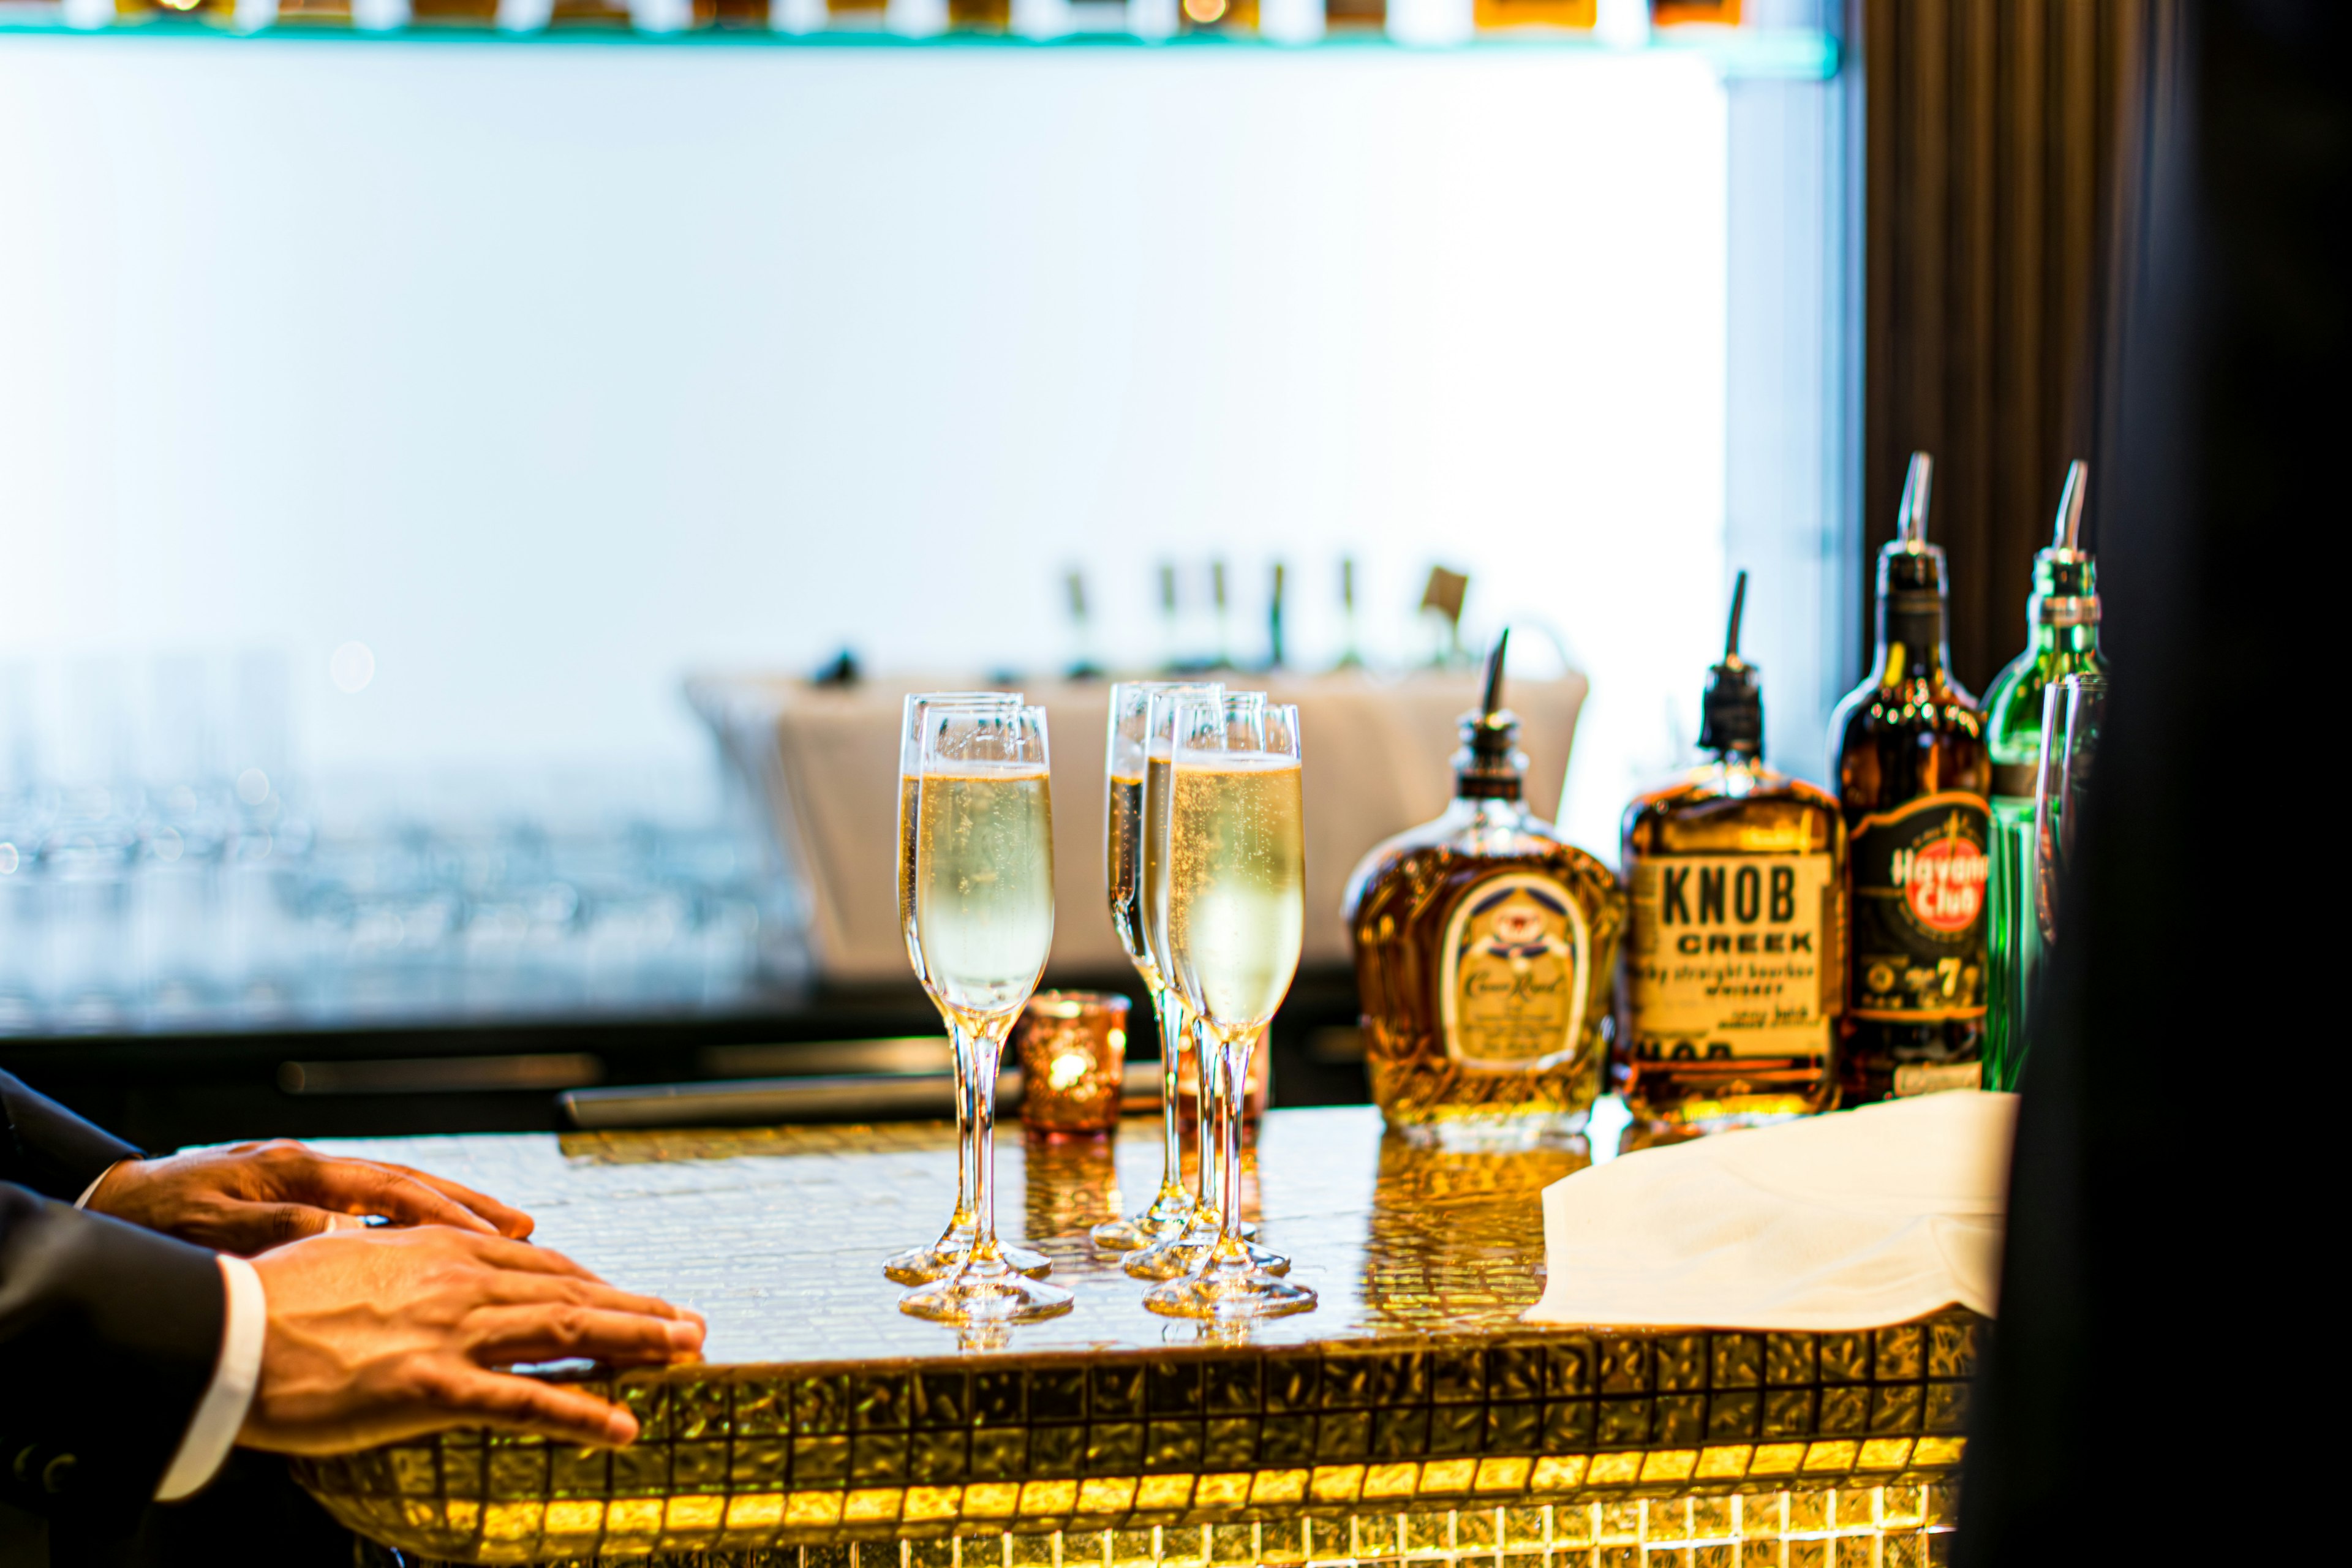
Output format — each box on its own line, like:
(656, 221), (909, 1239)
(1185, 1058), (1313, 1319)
(1860, 0), (2146, 691)
(1959, 1), (2340, 1558)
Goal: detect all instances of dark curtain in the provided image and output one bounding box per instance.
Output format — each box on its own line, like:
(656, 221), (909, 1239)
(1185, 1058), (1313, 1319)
(1861, 0), (2150, 692)
(1955, 0), (2342, 1558)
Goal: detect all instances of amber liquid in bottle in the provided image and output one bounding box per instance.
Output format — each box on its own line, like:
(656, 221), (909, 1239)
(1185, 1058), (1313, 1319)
(1344, 642), (1626, 1147)
(1831, 478), (1991, 1103)
(1623, 576), (1843, 1129)
(1622, 766), (1844, 1125)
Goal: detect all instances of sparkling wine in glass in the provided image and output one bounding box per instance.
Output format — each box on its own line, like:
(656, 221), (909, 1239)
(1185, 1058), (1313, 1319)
(1091, 680), (1223, 1253)
(898, 704), (1072, 1325)
(1125, 690), (1284, 1286)
(883, 692), (1052, 1287)
(1147, 699), (1314, 1321)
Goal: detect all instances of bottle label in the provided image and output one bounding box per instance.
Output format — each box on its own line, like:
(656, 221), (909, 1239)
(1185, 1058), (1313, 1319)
(1438, 872), (1591, 1072)
(1849, 791), (1991, 1021)
(1892, 1061), (1983, 1097)
(1626, 851), (1837, 1060)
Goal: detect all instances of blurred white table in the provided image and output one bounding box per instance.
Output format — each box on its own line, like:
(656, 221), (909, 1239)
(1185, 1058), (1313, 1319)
(689, 669), (1585, 985)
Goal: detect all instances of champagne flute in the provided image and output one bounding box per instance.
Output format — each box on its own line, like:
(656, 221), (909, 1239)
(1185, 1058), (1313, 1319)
(1147, 699), (1315, 1321)
(898, 704), (1073, 1325)
(884, 692), (1052, 1286)
(1125, 690), (1285, 1284)
(1091, 680), (1223, 1253)
(2033, 673), (2108, 948)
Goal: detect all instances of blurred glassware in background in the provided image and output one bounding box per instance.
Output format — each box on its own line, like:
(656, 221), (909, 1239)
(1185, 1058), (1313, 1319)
(0, 651), (798, 1036)
(36, 0), (1765, 38)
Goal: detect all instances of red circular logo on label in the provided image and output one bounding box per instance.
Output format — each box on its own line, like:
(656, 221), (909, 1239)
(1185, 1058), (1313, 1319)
(1492, 907), (1548, 946)
(1904, 835), (1988, 932)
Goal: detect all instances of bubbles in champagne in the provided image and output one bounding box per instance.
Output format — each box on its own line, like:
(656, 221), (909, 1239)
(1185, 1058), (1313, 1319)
(1166, 755), (1305, 1028)
(914, 767), (1056, 1019)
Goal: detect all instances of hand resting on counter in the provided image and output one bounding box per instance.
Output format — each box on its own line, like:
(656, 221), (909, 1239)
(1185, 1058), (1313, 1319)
(85, 1137), (534, 1254)
(239, 1226), (705, 1454)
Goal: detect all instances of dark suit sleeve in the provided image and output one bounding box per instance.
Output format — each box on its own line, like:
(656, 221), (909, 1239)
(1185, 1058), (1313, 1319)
(0, 1070), (145, 1203)
(1, 1186), (226, 1522)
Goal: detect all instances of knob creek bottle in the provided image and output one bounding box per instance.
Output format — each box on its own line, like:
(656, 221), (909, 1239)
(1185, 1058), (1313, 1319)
(1622, 572), (1845, 1129)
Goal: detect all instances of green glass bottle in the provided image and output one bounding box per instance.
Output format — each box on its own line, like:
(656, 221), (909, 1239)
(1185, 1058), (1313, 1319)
(1981, 461), (2108, 1089)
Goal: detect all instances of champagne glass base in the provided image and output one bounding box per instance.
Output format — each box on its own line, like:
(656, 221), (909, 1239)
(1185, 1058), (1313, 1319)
(1144, 1267), (1317, 1321)
(1089, 1213), (1178, 1252)
(1123, 1231), (1287, 1281)
(1089, 1180), (1196, 1251)
(885, 1236), (1052, 1286)
(1096, 1212), (1258, 1254)
(899, 1262), (1075, 1325)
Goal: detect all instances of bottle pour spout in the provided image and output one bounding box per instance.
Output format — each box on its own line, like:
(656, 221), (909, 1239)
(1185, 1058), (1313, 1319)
(2052, 459), (2089, 552)
(1699, 571), (1764, 760)
(1897, 451), (1934, 547)
(1455, 628), (1525, 800)
(1479, 628), (1510, 722)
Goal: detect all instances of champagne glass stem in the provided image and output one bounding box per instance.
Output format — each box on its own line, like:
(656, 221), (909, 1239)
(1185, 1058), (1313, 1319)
(1155, 984), (1187, 1198)
(1193, 1012), (1218, 1220)
(965, 1012), (1011, 1265)
(1212, 1025), (1252, 1265)
(949, 1016), (978, 1235)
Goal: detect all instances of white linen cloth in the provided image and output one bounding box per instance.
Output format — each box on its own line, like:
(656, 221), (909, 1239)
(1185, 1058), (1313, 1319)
(1522, 1091), (2018, 1332)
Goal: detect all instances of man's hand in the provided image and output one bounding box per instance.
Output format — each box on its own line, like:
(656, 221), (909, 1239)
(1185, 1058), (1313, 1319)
(241, 1227), (704, 1455)
(86, 1140), (534, 1255)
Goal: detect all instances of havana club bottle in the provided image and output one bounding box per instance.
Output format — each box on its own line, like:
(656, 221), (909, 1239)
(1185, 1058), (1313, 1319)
(1622, 572), (1845, 1128)
(1830, 452), (1991, 1102)
(1343, 633), (1626, 1147)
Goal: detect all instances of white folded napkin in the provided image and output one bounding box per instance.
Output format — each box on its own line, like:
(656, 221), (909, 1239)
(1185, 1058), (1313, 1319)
(1521, 1090), (2018, 1331)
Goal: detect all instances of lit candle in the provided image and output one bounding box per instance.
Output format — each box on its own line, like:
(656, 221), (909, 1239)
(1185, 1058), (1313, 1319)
(1015, 990), (1131, 1136)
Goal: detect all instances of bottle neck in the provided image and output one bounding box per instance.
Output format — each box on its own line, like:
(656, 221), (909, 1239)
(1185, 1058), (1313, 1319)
(2022, 617), (2101, 660)
(1874, 591), (1951, 684)
(1700, 751), (1768, 794)
(1457, 767), (1523, 804)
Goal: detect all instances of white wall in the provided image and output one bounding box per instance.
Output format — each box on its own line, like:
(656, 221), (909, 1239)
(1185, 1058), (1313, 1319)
(1, 36), (1735, 850)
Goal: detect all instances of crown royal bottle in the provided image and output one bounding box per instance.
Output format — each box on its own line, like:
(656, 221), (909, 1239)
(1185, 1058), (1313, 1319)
(1621, 573), (1845, 1128)
(1343, 634), (1626, 1146)
(1979, 462), (2108, 1089)
(1830, 453), (1992, 1101)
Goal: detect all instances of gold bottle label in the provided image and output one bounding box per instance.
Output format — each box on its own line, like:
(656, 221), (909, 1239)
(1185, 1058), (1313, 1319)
(1437, 873), (1591, 1072)
(1627, 852), (1835, 1060)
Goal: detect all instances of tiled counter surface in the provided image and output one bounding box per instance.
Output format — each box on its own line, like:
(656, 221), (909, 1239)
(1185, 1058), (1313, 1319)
(296, 1107), (1974, 1565)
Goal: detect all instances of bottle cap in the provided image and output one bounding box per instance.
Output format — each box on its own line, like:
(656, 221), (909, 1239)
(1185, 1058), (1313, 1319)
(1879, 451), (1950, 598)
(1698, 570), (1765, 758)
(1454, 630), (1527, 799)
(2032, 460), (2101, 625)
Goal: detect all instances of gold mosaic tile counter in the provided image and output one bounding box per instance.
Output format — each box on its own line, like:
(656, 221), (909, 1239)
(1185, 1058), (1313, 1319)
(298, 1107), (1973, 1566)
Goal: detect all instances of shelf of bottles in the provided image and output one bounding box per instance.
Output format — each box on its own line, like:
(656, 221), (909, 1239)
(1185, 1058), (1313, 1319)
(0, 0), (1838, 79)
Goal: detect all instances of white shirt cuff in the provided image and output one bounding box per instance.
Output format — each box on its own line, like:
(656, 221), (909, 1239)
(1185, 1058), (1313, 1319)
(73, 1162), (124, 1210)
(156, 1254), (267, 1502)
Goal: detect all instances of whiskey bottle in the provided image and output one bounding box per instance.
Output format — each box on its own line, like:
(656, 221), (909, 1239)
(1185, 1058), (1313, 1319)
(1830, 452), (1992, 1101)
(1980, 462), (2108, 1088)
(1343, 632), (1626, 1147)
(1622, 572), (1844, 1128)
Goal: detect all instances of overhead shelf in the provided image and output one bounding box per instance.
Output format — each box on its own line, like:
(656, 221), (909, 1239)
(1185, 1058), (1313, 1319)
(0, 6), (1839, 79)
